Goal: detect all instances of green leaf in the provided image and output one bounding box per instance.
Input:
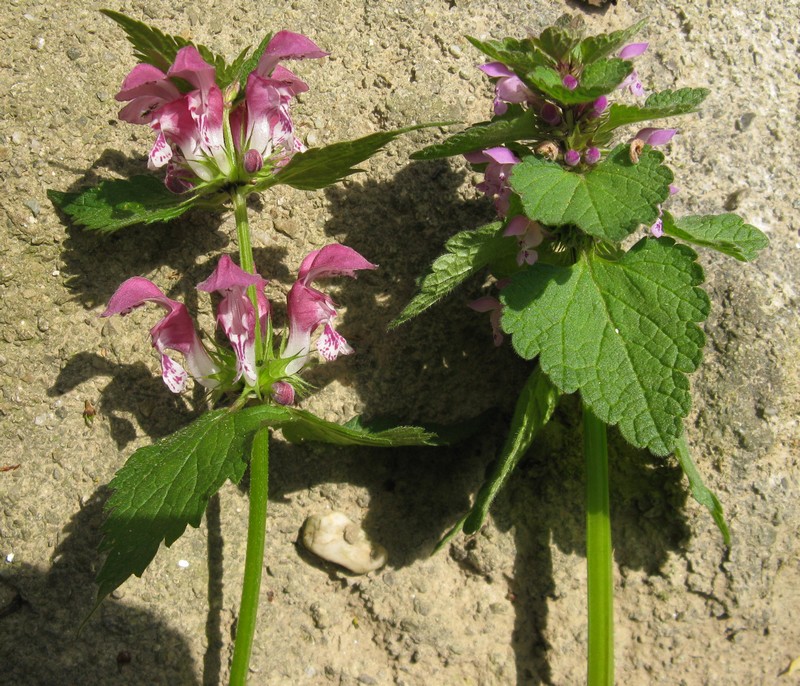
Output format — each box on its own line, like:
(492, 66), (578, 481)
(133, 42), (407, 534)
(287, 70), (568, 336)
(534, 21), (582, 62)
(281, 408), (436, 447)
(228, 33), (273, 90)
(525, 59), (632, 105)
(511, 145), (673, 242)
(96, 405), (290, 600)
(437, 367), (560, 550)
(264, 124), (445, 191)
(390, 222), (516, 326)
(579, 20), (647, 63)
(47, 176), (199, 233)
(501, 238), (710, 455)
(601, 88), (710, 130)
(100, 9), (227, 76)
(661, 212), (769, 262)
(466, 36), (554, 73)
(412, 111), (541, 160)
(674, 434), (730, 545)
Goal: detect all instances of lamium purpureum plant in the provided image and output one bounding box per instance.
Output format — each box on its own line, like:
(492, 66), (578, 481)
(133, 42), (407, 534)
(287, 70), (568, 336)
(393, 15), (769, 685)
(48, 11), (445, 684)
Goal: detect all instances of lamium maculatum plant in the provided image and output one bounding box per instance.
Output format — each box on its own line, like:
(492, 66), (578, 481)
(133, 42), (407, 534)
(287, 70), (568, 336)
(48, 11), (444, 684)
(393, 15), (768, 685)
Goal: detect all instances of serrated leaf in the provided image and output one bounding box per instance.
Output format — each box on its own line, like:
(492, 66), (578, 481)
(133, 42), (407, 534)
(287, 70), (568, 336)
(228, 33), (273, 90)
(579, 20), (647, 63)
(601, 88), (710, 130)
(466, 36), (554, 73)
(96, 405), (290, 600)
(412, 111), (541, 160)
(264, 124), (445, 191)
(525, 59), (632, 105)
(101, 9), (227, 76)
(437, 367), (560, 550)
(501, 238), (710, 455)
(674, 434), (730, 545)
(281, 408), (436, 446)
(390, 222), (516, 326)
(534, 22), (582, 63)
(47, 176), (199, 233)
(661, 212), (768, 262)
(511, 145), (673, 242)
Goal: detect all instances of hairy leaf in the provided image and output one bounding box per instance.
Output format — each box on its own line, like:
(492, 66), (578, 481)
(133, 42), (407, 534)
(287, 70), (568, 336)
(511, 145), (673, 241)
(264, 124), (444, 191)
(101, 9), (227, 76)
(501, 239), (710, 455)
(466, 36), (554, 72)
(579, 19), (647, 63)
(96, 406), (290, 600)
(534, 20), (582, 62)
(661, 212), (769, 262)
(525, 59), (632, 105)
(412, 111), (541, 160)
(601, 88), (710, 130)
(391, 222), (516, 326)
(438, 367), (560, 549)
(281, 408), (436, 446)
(47, 176), (199, 233)
(229, 33), (273, 90)
(674, 434), (731, 545)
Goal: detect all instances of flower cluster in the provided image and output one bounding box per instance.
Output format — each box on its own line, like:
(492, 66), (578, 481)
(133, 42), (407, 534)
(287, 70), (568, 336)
(115, 32), (328, 192)
(102, 245), (375, 404)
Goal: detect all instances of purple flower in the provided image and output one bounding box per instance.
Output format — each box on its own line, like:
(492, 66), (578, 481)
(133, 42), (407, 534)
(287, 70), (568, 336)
(564, 149), (581, 166)
(650, 217), (664, 238)
(478, 62), (535, 116)
(283, 245), (377, 374)
(504, 216), (544, 265)
(618, 42), (648, 98)
(468, 296), (504, 346)
(197, 255), (269, 385)
(585, 147), (601, 164)
(619, 42), (649, 60)
(590, 96), (608, 118)
(464, 146), (521, 217)
(102, 277), (219, 393)
(540, 103), (562, 126)
(635, 128), (678, 146)
(562, 74), (579, 91)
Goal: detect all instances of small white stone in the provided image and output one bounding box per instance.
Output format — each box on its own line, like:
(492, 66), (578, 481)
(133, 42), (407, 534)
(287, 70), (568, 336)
(177, 559), (190, 569)
(5, 553), (14, 563)
(301, 512), (387, 575)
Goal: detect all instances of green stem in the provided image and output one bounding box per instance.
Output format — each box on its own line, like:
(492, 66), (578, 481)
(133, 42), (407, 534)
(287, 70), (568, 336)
(229, 428), (270, 686)
(584, 406), (613, 686)
(231, 190), (263, 362)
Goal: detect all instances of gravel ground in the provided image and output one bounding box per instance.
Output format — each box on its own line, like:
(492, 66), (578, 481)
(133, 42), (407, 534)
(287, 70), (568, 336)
(1, 0), (798, 684)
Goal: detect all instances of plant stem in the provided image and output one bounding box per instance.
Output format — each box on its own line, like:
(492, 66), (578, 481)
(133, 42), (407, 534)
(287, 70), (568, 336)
(584, 405), (613, 686)
(229, 428), (270, 686)
(232, 190), (255, 274)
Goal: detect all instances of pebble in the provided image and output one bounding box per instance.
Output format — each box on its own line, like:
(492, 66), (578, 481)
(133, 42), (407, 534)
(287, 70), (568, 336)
(448, 44), (463, 57)
(67, 47), (82, 60)
(301, 512), (387, 575)
(24, 199), (40, 216)
(31, 36), (45, 50)
(96, 91), (109, 102)
(177, 559), (190, 569)
(306, 130), (319, 147)
(5, 553), (14, 563)
(11, 132), (23, 145)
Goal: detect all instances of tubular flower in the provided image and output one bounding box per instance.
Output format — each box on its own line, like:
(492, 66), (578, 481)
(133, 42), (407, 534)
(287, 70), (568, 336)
(619, 42), (649, 98)
(468, 296), (504, 347)
(464, 146), (521, 217)
(197, 255), (269, 386)
(102, 277), (219, 393)
(504, 216), (544, 266)
(114, 32), (327, 190)
(479, 62), (535, 116)
(283, 245), (377, 374)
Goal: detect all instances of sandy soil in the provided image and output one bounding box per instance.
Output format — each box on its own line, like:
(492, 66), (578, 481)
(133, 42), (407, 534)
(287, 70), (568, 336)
(1, 0), (798, 684)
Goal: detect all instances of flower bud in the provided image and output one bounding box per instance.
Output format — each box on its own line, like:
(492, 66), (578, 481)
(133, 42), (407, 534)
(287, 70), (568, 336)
(540, 103), (562, 126)
(585, 147), (601, 164)
(564, 149), (581, 167)
(535, 141), (559, 161)
(243, 148), (264, 174)
(591, 96), (608, 117)
(271, 381), (295, 405)
(562, 74), (579, 90)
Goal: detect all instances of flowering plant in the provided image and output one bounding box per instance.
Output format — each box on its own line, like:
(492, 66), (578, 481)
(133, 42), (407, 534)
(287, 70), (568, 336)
(394, 15), (768, 685)
(47, 11), (443, 684)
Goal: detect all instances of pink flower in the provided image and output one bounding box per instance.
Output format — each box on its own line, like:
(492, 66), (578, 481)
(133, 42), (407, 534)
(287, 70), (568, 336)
(464, 146), (521, 217)
(479, 62), (535, 116)
(618, 43), (648, 98)
(468, 296), (504, 346)
(504, 216), (544, 266)
(635, 128), (678, 146)
(283, 245), (377, 374)
(197, 255), (269, 386)
(102, 277), (219, 393)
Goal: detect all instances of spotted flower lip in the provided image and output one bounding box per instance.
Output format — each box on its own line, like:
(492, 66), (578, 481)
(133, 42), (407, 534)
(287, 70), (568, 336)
(102, 276), (219, 393)
(283, 245), (377, 375)
(464, 147), (521, 217)
(479, 61), (535, 115)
